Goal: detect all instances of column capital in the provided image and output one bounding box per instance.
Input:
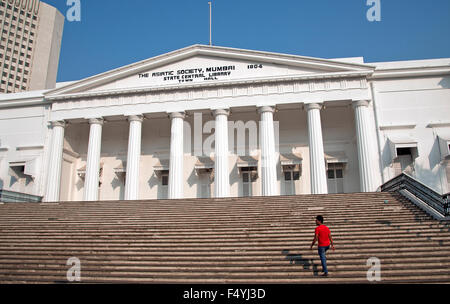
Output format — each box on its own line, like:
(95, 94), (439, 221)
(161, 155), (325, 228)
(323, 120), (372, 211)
(212, 109), (230, 117)
(127, 115), (144, 123)
(51, 120), (66, 128)
(258, 106), (276, 114)
(304, 103), (323, 111)
(352, 100), (370, 108)
(169, 112), (185, 120)
(88, 118), (104, 125)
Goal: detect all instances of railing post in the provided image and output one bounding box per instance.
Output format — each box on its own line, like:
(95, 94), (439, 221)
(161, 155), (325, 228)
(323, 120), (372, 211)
(444, 194), (450, 217)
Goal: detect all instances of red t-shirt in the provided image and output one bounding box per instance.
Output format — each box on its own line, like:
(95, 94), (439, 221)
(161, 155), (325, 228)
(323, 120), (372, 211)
(315, 224), (331, 247)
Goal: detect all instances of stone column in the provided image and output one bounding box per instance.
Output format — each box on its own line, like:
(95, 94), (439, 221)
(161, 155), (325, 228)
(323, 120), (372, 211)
(306, 103), (328, 194)
(168, 112), (185, 199)
(353, 100), (377, 192)
(259, 106), (279, 196)
(124, 115), (144, 200)
(83, 118), (104, 201)
(213, 109), (230, 198)
(44, 120), (66, 202)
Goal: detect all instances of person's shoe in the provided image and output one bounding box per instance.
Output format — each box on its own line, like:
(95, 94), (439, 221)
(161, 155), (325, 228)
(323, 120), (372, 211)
(321, 273), (329, 277)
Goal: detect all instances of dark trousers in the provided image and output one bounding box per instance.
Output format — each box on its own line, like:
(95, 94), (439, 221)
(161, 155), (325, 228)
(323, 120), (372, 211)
(318, 246), (330, 274)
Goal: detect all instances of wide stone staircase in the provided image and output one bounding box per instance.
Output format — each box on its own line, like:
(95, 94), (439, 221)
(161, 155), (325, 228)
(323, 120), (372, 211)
(0, 192), (449, 283)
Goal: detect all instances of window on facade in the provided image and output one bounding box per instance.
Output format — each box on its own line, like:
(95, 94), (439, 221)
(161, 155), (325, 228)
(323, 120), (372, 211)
(284, 170), (300, 195)
(198, 174), (212, 199)
(241, 167), (257, 197)
(394, 148), (414, 176)
(327, 163), (345, 194)
(9, 164), (33, 187)
(161, 175), (169, 186)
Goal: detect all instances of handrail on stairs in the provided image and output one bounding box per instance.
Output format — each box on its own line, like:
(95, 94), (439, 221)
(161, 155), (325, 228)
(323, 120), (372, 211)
(381, 173), (450, 218)
(0, 189), (43, 203)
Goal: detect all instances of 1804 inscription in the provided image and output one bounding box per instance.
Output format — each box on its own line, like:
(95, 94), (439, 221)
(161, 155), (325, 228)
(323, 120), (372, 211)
(139, 64), (263, 83)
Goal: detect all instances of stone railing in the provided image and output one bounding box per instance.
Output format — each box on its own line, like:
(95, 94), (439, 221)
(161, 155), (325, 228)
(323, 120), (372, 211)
(0, 189), (43, 203)
(381, 173), (449, 218)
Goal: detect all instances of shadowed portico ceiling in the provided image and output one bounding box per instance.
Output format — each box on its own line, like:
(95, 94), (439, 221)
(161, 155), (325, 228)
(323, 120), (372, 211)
(45, 45), (375, 100)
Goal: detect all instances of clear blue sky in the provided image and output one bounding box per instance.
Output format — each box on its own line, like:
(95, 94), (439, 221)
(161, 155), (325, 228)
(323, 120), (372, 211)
(42, 0), (450, 83)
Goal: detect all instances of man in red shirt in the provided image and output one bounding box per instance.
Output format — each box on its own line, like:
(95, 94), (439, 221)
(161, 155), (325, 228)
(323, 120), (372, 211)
(310, 215), (335, 276)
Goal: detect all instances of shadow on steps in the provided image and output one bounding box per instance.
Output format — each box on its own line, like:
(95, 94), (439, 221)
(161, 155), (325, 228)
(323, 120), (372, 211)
(282, 249), (319, 276)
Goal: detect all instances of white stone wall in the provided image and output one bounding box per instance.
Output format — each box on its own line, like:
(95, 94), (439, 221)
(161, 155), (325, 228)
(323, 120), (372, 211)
(0, 103), (50, 196)
(372, 75), (450, 194)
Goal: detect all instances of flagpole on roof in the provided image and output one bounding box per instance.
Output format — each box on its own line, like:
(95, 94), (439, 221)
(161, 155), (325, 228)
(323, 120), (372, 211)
(209, 1), (212, 46)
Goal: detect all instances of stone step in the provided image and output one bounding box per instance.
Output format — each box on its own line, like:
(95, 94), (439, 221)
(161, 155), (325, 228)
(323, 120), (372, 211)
(1, 222), (448, 233)
(1, 274), (449, 284)
(1, 230), (448, 241)
(0, 267), (449, 280)
(0, 237), (448, 248)
(0, 216), (435, 227)
(1, 261), (450, 274)
(1, 244), (449, 256)
(2, 254), (450, 265)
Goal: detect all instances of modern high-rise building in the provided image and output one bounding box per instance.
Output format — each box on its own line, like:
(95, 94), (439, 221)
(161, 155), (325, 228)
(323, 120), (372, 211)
(0, 0), (64, 94)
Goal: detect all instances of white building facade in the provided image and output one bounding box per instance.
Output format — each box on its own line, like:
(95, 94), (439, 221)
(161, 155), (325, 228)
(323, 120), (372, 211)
(0, 45), (449, 202)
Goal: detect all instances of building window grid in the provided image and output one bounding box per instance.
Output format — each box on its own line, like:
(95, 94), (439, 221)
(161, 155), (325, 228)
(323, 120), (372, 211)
(6, 12), (22, 93)
(0, 2), (37, 93)
(0, 5), (14, 92)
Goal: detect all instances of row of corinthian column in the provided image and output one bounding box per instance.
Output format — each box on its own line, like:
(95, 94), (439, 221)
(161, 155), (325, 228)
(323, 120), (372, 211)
(44, 101), (378, 202)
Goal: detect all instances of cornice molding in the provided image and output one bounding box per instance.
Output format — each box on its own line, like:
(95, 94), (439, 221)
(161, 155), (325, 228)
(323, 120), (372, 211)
(0, 97), (48, 109)
(427, 122), (450, 128)
(46, 71), (371, 102)
(370, 66), (450, 79)
(379, 124), (417, 131)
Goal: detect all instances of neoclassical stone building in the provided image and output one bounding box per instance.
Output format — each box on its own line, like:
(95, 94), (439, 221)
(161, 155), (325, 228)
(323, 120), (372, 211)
(0, 45), (449, 202)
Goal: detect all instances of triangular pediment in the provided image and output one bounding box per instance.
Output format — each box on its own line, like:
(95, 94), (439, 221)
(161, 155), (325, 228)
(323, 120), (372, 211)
(46, 45), (374, 97)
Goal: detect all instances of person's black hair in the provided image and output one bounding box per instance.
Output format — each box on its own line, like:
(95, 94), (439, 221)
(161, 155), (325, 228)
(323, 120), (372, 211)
(316, 215), (324, 224)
